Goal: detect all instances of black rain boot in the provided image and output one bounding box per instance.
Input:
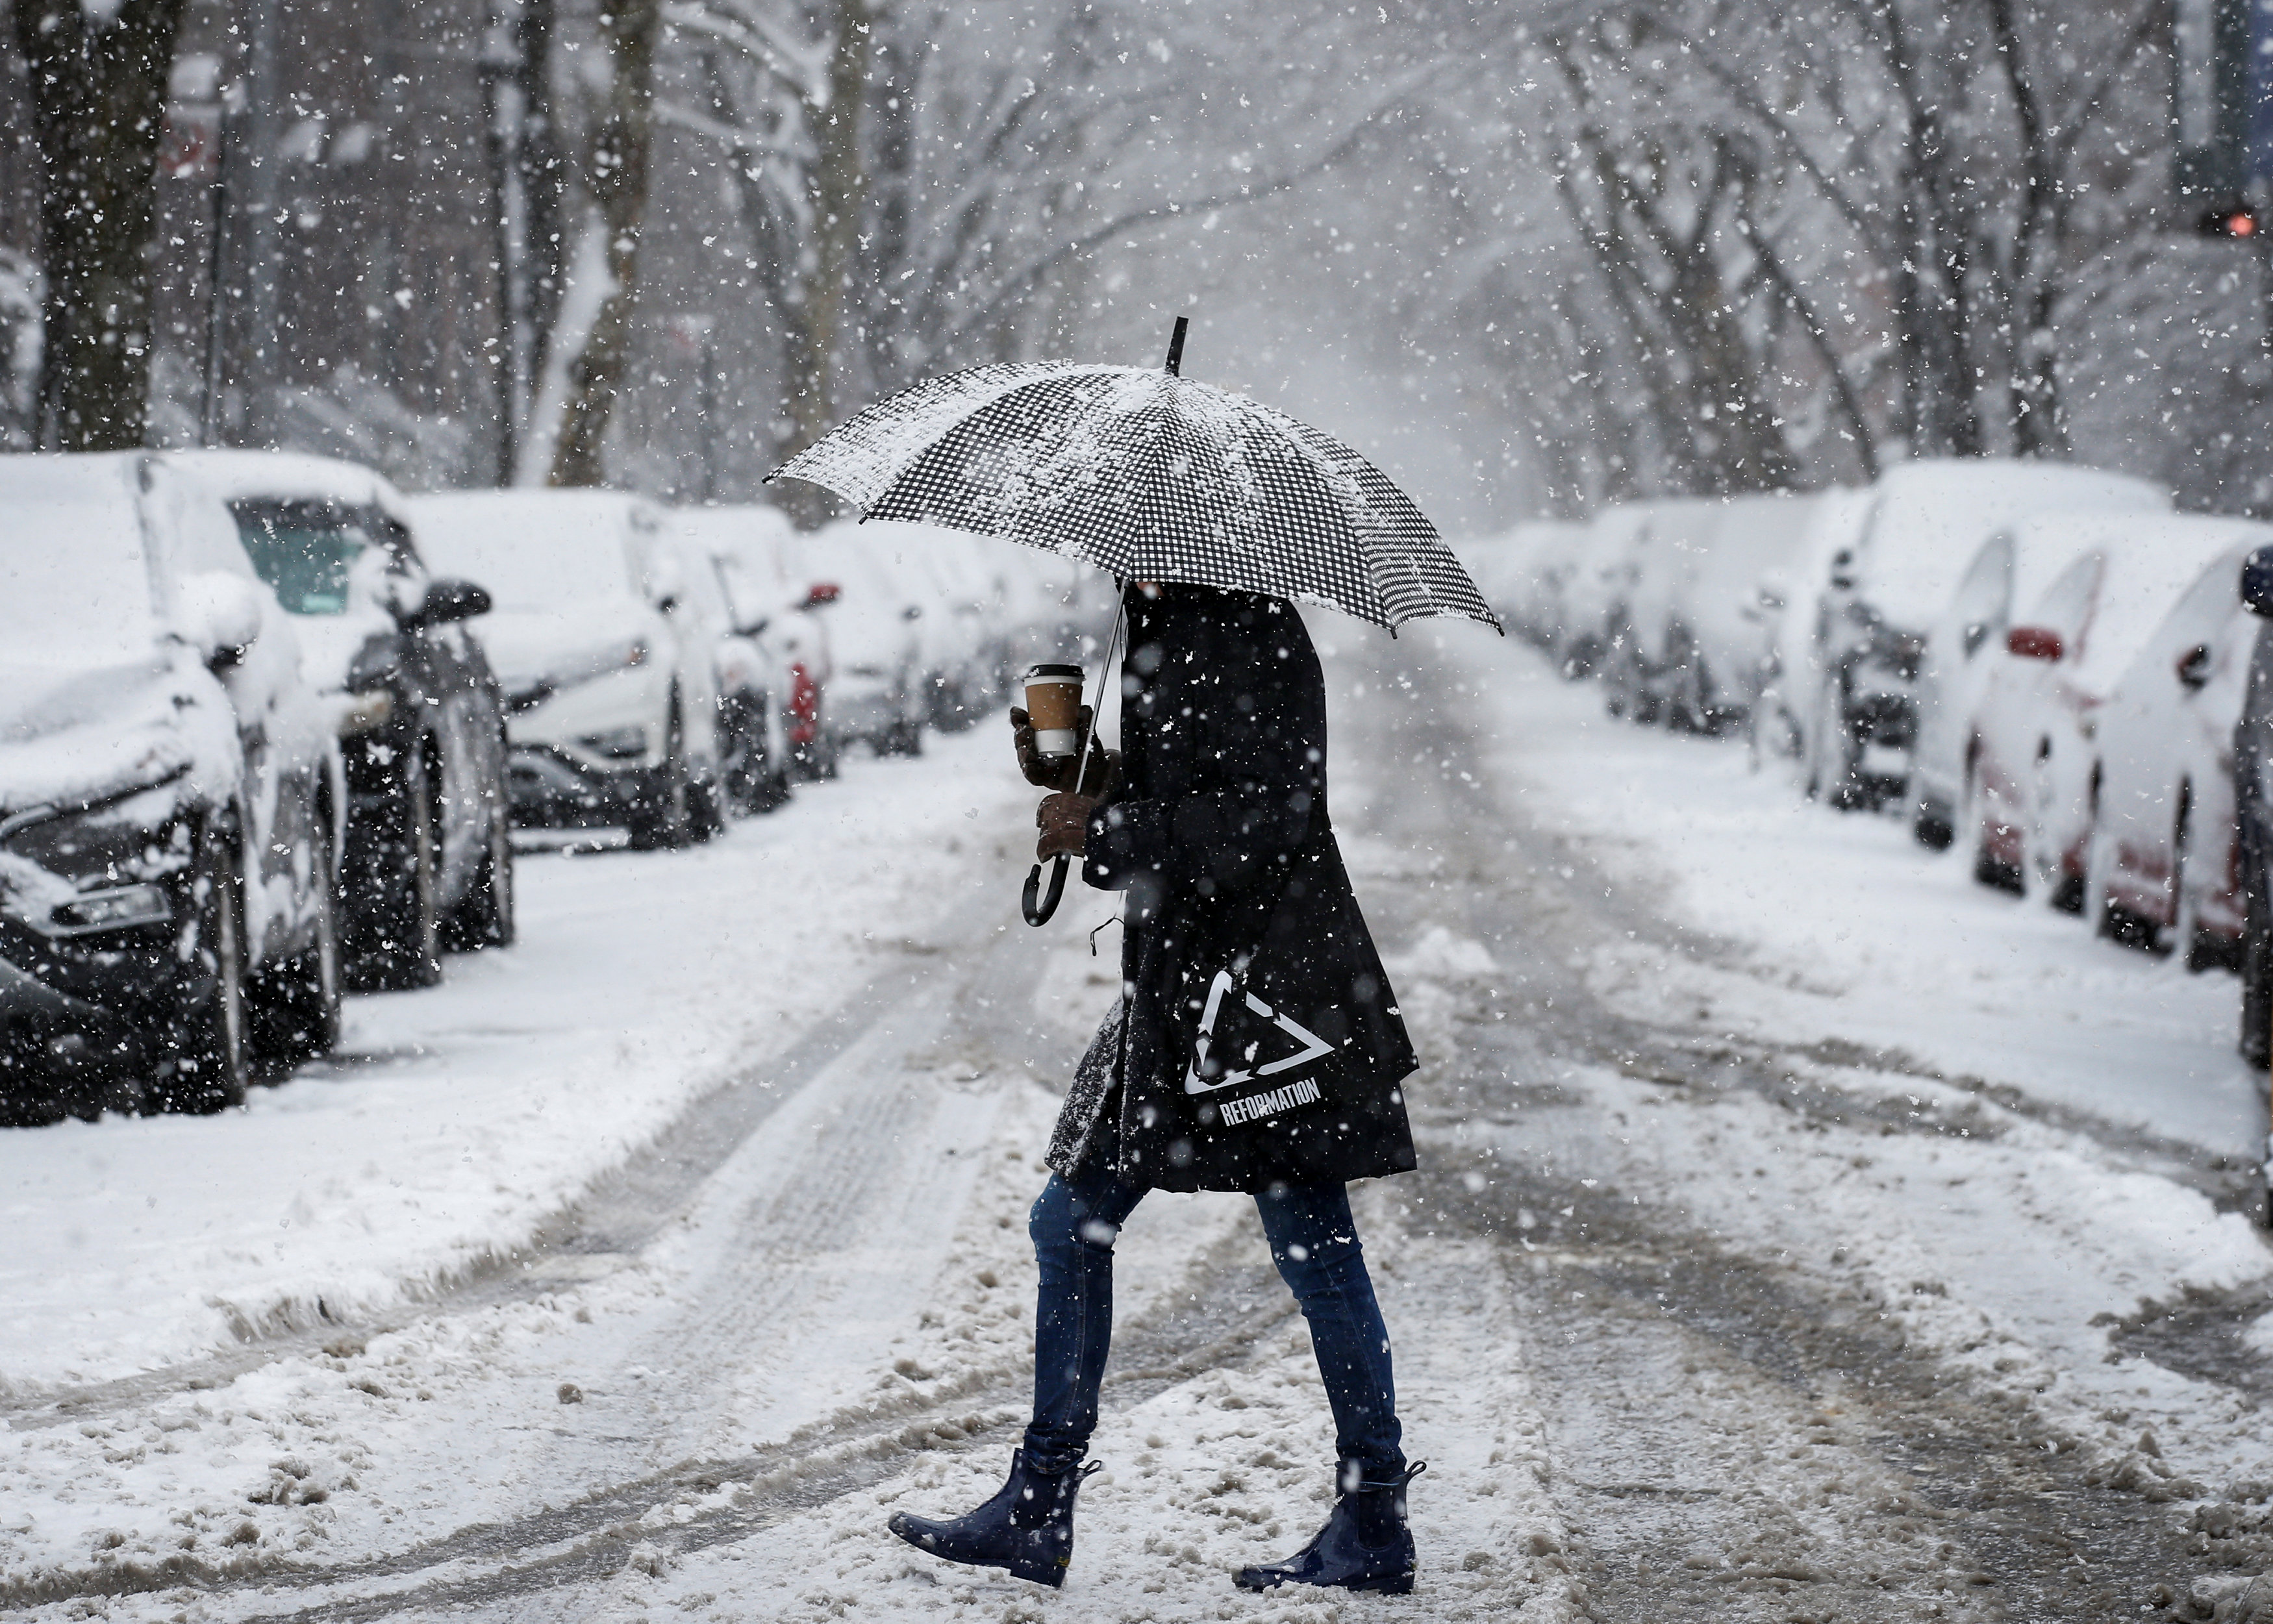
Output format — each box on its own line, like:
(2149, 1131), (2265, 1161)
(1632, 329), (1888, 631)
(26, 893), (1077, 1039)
(1233, 1460), (1425, 1595)
(887, 1449), (1101, 1589)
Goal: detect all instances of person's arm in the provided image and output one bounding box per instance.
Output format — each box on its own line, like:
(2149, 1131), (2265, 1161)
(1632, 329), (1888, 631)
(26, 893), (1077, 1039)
(1083, 627), (1324, 897)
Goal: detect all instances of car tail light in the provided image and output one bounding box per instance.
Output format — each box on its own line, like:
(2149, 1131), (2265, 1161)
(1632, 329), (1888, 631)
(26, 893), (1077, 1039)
(2005, 625), (2064, 661)
(788, 662), (820, 744)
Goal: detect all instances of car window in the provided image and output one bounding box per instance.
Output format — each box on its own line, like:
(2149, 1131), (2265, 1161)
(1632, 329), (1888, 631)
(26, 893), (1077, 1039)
(229, 501), (393, 615)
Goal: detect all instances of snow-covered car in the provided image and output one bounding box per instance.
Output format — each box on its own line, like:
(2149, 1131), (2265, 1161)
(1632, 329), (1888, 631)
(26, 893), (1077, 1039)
(0, 453), (342, 1118)
(1905, 510), (2151, 851)
(2086, 523), (2269, 968)
(1601, 493), (1818, 734)
(2223, 547), (2273, 1064)
(407, 492), (724, 848)
(1965, 516), (2246, 911)
(1466, 519), (1588, 650)
(664, 510), (792, 815)
(166, 451), (514, 989)
(672, 503), (838, 781)
(786, 525), (929, 758)
(1803, 460), (2166, 810)
(1753, 486), (1874, 773)
(1554, 502), (1664, 681)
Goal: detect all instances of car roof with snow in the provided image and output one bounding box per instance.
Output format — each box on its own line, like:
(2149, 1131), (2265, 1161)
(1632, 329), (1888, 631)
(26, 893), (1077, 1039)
(405, 490), (659, 612)
(157, 449), (413, 524)
(1855, 460), (2167, 631)
(2015, 512), (2263, 696)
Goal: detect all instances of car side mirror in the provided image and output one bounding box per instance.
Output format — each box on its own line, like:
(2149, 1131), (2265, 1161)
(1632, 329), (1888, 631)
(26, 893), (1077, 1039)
(802, 582), (840, 609)
(2243, 547), (2273, 618)
(2177, 643), (2213, 691)
(409, 577), (492, 627)
(2005, 625), (2064, 661)
(175, 571), (264, 667)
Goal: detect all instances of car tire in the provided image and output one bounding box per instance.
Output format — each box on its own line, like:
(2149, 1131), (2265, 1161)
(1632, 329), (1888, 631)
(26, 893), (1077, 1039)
(627, 701), (694, 851)
(689, 773), (728, 843)
(2240, 856), (2272, 1069)
(251, 814), (342, 1068)
(164, 824), (251, 1114)
(443, 792), (516, 951)
(357, 750), (444, 992)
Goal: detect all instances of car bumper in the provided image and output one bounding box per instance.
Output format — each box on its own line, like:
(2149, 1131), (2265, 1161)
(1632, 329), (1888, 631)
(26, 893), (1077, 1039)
(505, 745), (656, 829)
(0, 949), (149, 1093)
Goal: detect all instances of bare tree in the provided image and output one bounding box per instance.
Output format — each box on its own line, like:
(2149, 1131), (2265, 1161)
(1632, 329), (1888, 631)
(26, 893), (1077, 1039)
(12, 0), (186, 451)
(547, 0), (660, 487)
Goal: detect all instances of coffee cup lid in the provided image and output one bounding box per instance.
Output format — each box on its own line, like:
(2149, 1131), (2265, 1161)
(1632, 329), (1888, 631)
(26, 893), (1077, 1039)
(1024, 663), (1084, 682)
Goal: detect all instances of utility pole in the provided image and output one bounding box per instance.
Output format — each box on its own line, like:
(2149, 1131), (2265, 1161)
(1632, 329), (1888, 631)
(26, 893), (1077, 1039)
(199, 84), (240, 446)
(236, 0), (283, 442)
(478, 7), (524, 486)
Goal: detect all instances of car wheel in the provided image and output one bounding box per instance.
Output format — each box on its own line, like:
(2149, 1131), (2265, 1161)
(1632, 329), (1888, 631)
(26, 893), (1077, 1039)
(443, 791), (516, 951)
(164, 824), (250, 1113)
(251, 814), (342, 1068)
(2241, 855), (2272, 1069)
(356, 751), (444, 991)
(627, 701), (694, 850)
(689, 773), (728, 843)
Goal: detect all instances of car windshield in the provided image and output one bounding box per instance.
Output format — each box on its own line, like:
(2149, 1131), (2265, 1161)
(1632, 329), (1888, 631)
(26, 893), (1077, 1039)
(231, 501), (382, 614)
(0, 491), (158, 662)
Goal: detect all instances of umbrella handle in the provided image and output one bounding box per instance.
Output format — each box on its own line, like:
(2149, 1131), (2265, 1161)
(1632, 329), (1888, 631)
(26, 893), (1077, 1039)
(1023, 855), (1069, 926)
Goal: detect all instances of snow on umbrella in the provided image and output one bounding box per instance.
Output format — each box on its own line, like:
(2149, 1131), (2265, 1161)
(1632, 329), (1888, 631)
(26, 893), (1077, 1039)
(766, 318), (1502, 637)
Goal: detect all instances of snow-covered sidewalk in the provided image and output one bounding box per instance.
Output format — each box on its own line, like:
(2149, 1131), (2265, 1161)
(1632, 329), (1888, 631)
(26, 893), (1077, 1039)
(0, 729), (1033, 1392)
(1440, 629), (2267, 1162)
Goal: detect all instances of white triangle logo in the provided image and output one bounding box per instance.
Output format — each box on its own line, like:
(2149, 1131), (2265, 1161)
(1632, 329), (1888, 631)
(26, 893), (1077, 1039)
(1183, 969), (1336, 1096)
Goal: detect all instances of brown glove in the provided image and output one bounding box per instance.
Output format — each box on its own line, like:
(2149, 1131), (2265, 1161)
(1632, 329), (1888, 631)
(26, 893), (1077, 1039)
(1036, 791), (1098, 861)
(1009, 706), (1116, 795)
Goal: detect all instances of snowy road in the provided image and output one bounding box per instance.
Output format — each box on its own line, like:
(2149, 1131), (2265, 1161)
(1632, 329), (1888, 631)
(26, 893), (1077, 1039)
(8, 627), (2273, 1622)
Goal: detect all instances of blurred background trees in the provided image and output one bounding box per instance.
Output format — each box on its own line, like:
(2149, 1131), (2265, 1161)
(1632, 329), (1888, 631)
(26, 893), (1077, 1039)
(0, 0), (2263, 521)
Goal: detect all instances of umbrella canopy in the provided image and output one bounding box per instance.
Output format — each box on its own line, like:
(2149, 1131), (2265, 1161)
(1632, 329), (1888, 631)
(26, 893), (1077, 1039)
(768, 348), (1500, 635)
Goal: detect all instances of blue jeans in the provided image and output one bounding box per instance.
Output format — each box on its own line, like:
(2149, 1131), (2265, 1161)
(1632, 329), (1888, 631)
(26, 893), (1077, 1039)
(1020, 1149), (1404, 1478)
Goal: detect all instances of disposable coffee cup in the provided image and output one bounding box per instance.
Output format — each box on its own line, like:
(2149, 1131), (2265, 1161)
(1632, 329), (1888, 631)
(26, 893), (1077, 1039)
(1023, 663), (1085, 758)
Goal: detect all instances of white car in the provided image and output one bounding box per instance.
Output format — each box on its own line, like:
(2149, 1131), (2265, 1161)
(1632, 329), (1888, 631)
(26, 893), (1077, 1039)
(1601, 494), (1818, 734)
(670, 503), (839, 781)
(1802, 460), (2166, 810)
(786, 525), (929, 757)
(1465, 519), (1588, 651)
(664, 509), (793, 815)
(2086, 523), (2272, 964)
(162, 451), (515, 988)
(408, 491), (724, 849)
(1965, 515), (2248, 912)
(1906, 509), (2144, 849)
(0, 453), (340, 1116)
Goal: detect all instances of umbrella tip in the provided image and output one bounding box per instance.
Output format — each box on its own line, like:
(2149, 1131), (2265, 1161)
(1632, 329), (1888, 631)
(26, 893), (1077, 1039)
(1165, 315), (1189, 377)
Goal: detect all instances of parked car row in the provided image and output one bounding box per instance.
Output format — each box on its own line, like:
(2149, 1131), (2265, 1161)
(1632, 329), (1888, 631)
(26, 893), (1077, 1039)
(1467, 456), (2273, 1073)
(0, 453), (1103, 1125)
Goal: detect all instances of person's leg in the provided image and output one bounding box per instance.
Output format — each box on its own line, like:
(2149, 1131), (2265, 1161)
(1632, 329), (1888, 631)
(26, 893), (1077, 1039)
(1233, 1181), (1419, 1592)
(886, 1155), (1144, 1588)
(1252, 1180), (1403, 1480)
(1022, 1163), (1146, 1473)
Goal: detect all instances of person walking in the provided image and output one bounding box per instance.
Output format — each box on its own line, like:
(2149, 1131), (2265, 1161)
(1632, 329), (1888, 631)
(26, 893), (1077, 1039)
(886, 579), (1425, 1595)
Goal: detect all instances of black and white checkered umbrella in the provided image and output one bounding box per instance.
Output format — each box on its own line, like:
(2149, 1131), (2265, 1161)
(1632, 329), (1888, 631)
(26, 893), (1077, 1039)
(767, 324), (1500, 635)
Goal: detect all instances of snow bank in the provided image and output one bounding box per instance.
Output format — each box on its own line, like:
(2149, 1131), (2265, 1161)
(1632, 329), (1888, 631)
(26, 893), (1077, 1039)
(0, 726), (1034, 1391)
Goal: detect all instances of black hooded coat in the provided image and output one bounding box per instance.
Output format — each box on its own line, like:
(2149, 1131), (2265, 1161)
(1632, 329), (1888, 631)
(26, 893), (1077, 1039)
(1044, 584), (1418, 1193)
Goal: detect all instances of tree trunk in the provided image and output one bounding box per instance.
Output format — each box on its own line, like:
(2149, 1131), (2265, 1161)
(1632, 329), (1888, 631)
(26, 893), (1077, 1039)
(547, 0), (656, 488)
(13, 0), (186, 451)
(775, 0), (873, 526)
